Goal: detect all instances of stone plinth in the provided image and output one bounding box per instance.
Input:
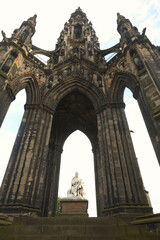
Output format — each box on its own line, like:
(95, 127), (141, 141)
(60, 199), (88, 217)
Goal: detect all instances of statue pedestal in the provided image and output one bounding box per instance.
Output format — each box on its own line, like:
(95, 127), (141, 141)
(60, 199), (88, 217)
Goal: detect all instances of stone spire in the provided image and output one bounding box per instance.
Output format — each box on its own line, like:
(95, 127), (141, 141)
(11, 14), (37, 49)
(69, 7), (88, 23)
(117, 13), (140, 47)
(48, 8), (104, 67)
(27, 14), (37, 28)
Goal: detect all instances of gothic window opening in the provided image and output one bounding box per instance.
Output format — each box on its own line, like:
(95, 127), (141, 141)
(0, 89), (26, 186)
(124, 88), (160, 213)
(74, 23), (82, 39)
(58, 130), (97, 217)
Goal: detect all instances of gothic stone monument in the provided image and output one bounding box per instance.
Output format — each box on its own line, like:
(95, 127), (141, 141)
(0, 8), (160, 221)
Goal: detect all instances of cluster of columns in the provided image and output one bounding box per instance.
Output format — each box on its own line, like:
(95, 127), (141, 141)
(95, 103), (151, 216)
(0, 104), (53, 215)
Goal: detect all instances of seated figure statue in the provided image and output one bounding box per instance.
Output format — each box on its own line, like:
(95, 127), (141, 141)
(67, 172), (86, 199)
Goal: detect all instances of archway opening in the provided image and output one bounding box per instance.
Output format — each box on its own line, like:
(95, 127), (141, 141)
(58, 130), (97, 217)
(0, 89), (26, 186)
(124, 88), (160, 213)
(46, 90), (98, 216)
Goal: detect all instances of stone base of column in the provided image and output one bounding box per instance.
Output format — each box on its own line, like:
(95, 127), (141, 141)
(60, 199), (88, 217)
(0, 205), (41, 216)
(102, 204), (153, 217)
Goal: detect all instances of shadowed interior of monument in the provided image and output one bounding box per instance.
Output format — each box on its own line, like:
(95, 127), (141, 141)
(50, 90), (97, 147)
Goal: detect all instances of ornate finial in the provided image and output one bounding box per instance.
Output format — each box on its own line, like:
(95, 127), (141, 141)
(77, 7), (82, 11)
(27, 14), (37, 27)
(117, 13), (126, 24)
(70, 7), (87, 20)
(1, 30), (8, 43)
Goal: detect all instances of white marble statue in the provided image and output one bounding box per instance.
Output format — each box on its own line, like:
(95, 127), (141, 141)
(67, 172), (86, 199)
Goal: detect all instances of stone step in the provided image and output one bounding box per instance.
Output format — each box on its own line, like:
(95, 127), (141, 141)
(0, 233), (159, 240)
(13, 216), (118, 225)
(0, 235), (128, 240)
(0, 224), (119, 236)
(0, 216), (160, 240)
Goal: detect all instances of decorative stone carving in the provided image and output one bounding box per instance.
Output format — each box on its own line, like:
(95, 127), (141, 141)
(67, 172), (86, 199)
(49, 7), (104, 66)
(117, 12), (140, 48)
(88, 73), (93, 81)
(130, 49), (144, 71)
(1, 51), (18, 74)
(11, 15), (37, 49)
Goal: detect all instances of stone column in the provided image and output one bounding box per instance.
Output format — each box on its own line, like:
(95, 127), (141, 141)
(42, 143), (62, 217)
(96, 103), (152, 216)
(0, 104), (53, 215)
(93, 146), (103, 217)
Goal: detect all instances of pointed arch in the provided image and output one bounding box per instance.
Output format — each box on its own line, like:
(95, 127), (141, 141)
(0, 73), (41, 127)
(58, 130), (97, 217)
(43, 77), (106, 112)
(109, 71), (139, 102)
(49, 89), (98, 150)
(43, 87), (100, 216)
(9, 74), (41, 105)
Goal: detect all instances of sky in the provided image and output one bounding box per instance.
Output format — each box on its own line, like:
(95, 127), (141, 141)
(0, 0), (160, 217)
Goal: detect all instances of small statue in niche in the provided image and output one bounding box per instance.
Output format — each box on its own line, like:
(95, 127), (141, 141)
(53, 53), (59, 64)
(80, 66), (84, 74)
(130, 50), (144, 71)
(67, 67), (71, 76)
(133, 55), (144, 71)
(80, 48), (85, 57)
(97, 75), (102, 88)
(88, 73), (93, 81)
(60, 42), (65, 56)
(67, 172), (86, 199)
(88, 42), (93, 56)
(58, 73), (63, 82)
(2, 58), (13, 73)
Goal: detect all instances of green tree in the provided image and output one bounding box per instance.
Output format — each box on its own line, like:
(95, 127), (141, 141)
(56, 196), (61, 216)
